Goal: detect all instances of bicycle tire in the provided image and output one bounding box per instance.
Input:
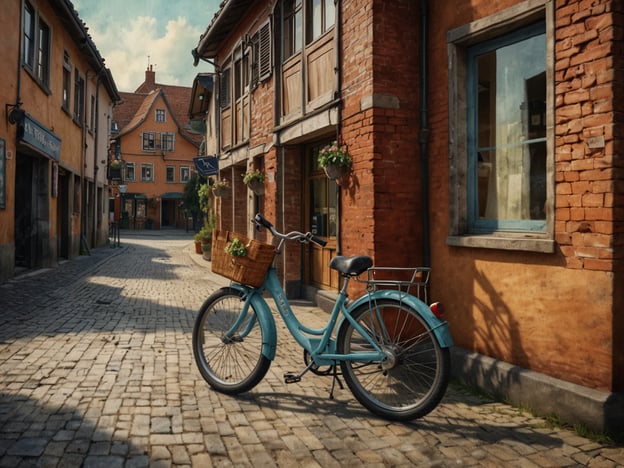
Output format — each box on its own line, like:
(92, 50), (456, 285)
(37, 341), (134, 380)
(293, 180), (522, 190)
(192, 287), (271, 394)
(337, 299), (450, 421)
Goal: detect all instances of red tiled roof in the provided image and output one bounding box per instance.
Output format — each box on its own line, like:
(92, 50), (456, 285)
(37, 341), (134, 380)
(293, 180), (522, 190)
(113, 70), (203, 146)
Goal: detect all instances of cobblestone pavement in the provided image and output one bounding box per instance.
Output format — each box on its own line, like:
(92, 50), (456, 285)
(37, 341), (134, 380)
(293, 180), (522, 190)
(0, 230), (622, 467)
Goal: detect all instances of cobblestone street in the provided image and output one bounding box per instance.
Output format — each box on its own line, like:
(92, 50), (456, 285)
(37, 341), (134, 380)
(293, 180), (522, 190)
(0, 231), (622, 467)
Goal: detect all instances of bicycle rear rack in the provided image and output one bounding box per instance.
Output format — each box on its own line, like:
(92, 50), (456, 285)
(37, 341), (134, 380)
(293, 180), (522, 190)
(356, 267), (431, 303)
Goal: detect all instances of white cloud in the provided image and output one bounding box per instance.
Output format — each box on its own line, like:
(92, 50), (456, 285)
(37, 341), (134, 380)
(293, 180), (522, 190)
(73, 0), (219, 92)
(87, 15), (203, 92)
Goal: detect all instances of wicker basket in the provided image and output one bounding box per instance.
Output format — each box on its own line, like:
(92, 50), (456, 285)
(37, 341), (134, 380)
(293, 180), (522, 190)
(211, 230), (276, 288)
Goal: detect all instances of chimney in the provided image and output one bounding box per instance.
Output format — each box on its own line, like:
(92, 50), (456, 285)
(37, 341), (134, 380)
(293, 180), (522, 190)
(145, 64), (155, 89)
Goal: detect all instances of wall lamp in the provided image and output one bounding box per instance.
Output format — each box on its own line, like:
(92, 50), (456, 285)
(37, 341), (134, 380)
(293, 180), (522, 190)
(5, 103), (26, 125)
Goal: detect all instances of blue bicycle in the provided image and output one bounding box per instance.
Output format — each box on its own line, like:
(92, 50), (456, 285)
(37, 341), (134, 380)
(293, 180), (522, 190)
(192, 214), (453, 421)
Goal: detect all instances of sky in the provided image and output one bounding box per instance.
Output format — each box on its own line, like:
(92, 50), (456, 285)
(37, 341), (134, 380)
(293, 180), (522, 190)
(72, 0), (222, 92)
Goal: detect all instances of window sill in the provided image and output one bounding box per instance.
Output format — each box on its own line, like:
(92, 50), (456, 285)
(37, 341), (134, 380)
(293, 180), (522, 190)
(446, 234), (555, 253)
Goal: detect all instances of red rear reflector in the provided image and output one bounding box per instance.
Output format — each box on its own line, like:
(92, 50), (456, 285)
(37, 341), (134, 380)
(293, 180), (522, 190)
(429, 302), (444, 318)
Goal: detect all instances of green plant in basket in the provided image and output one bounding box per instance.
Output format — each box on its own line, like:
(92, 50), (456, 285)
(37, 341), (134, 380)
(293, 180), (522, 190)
(242, 169), (265, 185)
(225, 238), (247, 258)
(318, 140), (351, 169)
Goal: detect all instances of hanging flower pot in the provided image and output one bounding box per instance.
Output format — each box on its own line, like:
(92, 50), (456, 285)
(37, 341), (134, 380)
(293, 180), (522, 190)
(212, 178), (229, 197)
(248, 179), (265, 195)
(243, 170), (266, 196)
(323, 163), (349, 179)
(318, 140), (352, 180)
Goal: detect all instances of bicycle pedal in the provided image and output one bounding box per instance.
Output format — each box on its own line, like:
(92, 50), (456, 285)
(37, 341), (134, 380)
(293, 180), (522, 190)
(283, 373), (301, 384)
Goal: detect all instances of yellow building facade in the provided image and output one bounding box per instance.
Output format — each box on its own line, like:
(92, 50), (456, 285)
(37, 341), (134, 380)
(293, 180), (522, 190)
(0, 0), (119, 282)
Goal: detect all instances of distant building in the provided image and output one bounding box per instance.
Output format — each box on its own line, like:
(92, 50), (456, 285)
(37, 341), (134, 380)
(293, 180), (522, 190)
(192, 0), (623, 432)
(0, 0), (119, 282)
(109, 66), (202, 230)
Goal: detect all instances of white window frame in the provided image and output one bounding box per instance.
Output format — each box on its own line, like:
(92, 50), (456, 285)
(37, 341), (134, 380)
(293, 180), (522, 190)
(446, 0), (555, 253)
(124, 162), (135, 182)
(166, 165), (175, 183)
(180, 166), (190, 183)
(161, 133), (175, 152)
(141, 163), (154, 182)
(155, 109), (166, 122)
(142, 132), (156, 152)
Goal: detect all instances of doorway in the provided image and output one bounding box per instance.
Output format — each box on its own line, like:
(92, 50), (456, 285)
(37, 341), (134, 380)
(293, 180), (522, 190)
(305, 142), (338, 289)
(14, 153), (50, 269)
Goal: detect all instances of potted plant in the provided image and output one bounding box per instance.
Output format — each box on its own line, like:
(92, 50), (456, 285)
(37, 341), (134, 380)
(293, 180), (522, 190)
(318, 140), (352, 179)
(201, 242), (212, 261)
(109, 159), (122, 180)
(212, 178), (229, 197)
(242, 170), (265, 195)
(193, 232), (203, 254)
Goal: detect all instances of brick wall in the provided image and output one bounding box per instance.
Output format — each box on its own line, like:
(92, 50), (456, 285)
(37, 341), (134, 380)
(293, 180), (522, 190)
(554, 0), (621, 271)
(340, 0), (424, 266)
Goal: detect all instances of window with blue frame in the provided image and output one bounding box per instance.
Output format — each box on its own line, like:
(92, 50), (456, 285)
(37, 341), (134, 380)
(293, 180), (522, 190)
(467, 22), (546, 233)
(447, 3), (553, 253)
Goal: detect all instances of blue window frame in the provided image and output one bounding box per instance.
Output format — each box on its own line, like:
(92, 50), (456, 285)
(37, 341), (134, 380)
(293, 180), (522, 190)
(466, 22), (546, 233)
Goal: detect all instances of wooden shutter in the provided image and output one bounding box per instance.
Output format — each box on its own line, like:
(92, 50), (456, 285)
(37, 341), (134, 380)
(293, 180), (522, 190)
(258, 20), (272, 82)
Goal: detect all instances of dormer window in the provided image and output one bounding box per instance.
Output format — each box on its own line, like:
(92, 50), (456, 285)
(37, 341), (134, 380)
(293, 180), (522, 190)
(155, 109), (166, 122)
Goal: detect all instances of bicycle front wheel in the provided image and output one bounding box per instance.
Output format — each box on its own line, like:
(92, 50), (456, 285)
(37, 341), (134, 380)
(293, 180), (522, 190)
(337, 299), (450, 421)
(192, 287), (271, 394)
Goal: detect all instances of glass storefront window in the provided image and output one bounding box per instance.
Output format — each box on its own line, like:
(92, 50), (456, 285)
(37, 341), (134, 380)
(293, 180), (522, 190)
(309, 142), (336, 238)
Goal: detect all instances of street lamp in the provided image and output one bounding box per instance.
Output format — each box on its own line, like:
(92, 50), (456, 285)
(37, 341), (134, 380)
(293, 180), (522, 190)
(118, 184), (128, 229)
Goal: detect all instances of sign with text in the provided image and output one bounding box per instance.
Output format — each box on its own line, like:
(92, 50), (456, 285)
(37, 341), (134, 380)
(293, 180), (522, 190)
(18, 114), (61, 162)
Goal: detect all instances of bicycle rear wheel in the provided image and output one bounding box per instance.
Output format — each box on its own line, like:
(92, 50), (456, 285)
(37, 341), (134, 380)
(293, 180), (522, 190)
(337, 299), (450, 421)
(192, 287), (271, 394)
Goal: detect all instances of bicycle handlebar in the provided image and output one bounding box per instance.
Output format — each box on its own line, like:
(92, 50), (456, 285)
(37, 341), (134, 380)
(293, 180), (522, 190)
(253, 213), (327, 247)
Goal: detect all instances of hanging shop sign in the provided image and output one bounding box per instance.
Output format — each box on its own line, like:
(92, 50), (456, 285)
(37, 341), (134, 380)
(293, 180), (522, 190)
(18, 114), (61, 162)
(193, 156), (218, 177)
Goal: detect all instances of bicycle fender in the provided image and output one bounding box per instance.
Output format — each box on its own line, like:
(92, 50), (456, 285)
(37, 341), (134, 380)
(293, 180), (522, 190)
(344, 290), (453, 348)
(229, 284), (278, 360)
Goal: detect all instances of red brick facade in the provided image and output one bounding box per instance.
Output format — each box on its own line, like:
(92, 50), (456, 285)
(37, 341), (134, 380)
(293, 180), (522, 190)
(194, 0), (623, 427)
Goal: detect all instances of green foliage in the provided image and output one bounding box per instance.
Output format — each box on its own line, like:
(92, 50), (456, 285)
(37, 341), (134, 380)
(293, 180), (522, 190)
(242, 170), (265, 185)
(198, 183), (211, 215)
(318, 141), (352, 168)
(196, 214), (216, 243)
(225, 237), (247, 257)
(182, 173), (206, 216)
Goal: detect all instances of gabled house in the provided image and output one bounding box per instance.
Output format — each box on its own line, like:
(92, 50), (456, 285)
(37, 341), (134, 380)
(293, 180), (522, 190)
(192, 0), (623, 432)
(109, 67), (202, 230)
(0, 0), (119, 282)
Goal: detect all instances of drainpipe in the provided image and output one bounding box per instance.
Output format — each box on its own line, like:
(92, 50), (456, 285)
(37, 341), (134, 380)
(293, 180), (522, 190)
(419, 0), (431, 267)
(335, 0), (343, 256)
(80, 71), (89, 254)
(93, 71), (103, 247)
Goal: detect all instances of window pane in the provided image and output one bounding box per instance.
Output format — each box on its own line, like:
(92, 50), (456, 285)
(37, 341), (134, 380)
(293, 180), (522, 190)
(308, 0), (322, 43)
(136, 200), (146, 218)
(37, 21), (50, 86)
(472, 30), (546, 224)
(23, 4), (35, 68)
(309, 142), (337, 238)
(324, 0), (335, 31)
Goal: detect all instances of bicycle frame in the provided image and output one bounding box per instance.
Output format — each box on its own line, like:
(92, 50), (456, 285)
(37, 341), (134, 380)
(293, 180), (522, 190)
(228, 264), (453, 366)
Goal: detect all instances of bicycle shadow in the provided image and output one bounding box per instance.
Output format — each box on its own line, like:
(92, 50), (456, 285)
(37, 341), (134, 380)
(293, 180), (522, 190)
(235, 386), (567, 449)
(236, 389), (370, 419)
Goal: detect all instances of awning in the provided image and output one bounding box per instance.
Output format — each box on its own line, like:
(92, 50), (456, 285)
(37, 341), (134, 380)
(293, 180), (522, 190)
(124, 193), (147, 199)
(161, 192), (184, 199)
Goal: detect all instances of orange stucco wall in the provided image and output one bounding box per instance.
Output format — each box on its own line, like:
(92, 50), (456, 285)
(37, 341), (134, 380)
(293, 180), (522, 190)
(0, 0), (117, 282)
(115, 93), (200, 228)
